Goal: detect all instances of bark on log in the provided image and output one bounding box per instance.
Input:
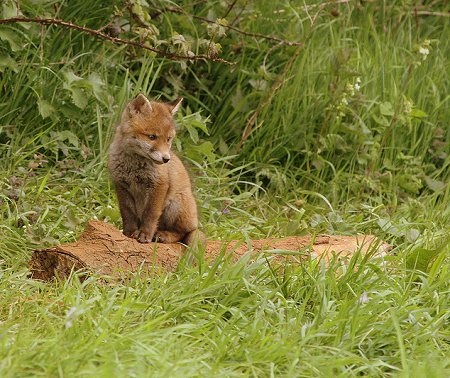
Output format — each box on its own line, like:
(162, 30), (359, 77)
(29, 220), (390, 280)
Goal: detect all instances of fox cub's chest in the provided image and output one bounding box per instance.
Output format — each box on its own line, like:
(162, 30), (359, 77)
(111, 153), (162, 192)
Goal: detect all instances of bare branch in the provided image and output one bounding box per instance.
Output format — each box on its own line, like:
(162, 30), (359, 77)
(0, 17), (235, 65)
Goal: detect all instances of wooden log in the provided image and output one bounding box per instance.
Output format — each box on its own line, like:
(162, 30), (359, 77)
(29, 220), (390, 280)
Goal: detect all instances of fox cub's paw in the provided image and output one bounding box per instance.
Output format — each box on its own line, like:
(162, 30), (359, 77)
(153, 231), (182, 243)
(123, 229), (137, 238)
(131, 230), (153, 243)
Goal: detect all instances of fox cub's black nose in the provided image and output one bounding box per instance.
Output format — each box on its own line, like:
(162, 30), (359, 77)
(163, 157), (170, 163)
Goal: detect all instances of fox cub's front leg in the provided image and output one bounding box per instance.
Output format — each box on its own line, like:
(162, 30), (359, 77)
(115, 185), (139, 237)
(132, 184), (167, 243)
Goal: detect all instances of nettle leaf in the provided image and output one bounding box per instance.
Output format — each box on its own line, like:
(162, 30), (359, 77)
(63, 70), (89, 109)
(180, 113), (210, 140)
(53, 130), (80, 151)
(87, 72), (108, 104)
(37, 99), (56, 119)
(60, 103), (83, 119)
(69, 87), (88, 109)
(64, 70), (84, 85)
(195, 141), (216, 161)
(372, 114), (389, 127)
(184, 141), (216, 162)
(191, 119), (209, 135)
(0, 28), (23, 51)
(380, 101), (394, 116)
(0, 52), (17, 72)
(1, 1), (21, 18)
(184, 123), (199, 143)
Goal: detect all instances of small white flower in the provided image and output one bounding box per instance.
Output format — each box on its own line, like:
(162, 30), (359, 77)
(341, 97), (348, 105)
(301, 322), (312, 338)
(419, 47), (429, 60)
(354, 82), (361, 91)
(359, 291), (370, 304)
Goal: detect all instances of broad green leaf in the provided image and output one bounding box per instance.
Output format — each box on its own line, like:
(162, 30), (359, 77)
(410, 108), (428, 118)
(191, 119), (210, 135)
(63, 70), (89, 108)
(406, 242), (449, 272)
(0, 52), (17, 72)
(37, 99), (55, 119)
(88, 72), (109, 104)
(2, 1), (20, 18)
(218, 137), (228, 155)
(184, 123), (199, 143)
(69, 87), (88, 109)
(59, 103), (82, 119)
(195, 141), (216, 161)
(0, 28), (23, 51)
(380, 101), (394, 116)
(64, 70), (84, 85)
(372, 114), (389, 127)
(54, 130), (79, 147)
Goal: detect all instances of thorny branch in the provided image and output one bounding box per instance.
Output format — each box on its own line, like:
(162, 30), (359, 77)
(0, 17), (235, 65)
(152, 6), (304, 47)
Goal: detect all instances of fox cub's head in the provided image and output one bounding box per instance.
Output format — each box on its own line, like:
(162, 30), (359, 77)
(119, 93), (182, 164)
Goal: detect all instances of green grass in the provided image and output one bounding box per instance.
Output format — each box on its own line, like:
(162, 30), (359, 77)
(0, 0), (449, 376)
(1, 251), (448, 376)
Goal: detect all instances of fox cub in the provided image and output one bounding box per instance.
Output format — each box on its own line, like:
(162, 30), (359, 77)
(108, 93), (201, 246)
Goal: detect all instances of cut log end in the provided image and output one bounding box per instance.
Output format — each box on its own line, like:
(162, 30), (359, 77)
(29, 220), (391, 280)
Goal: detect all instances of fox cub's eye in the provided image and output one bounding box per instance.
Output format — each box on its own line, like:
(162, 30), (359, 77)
(148, 134), (157, 140)
(167, 137), (172, 143)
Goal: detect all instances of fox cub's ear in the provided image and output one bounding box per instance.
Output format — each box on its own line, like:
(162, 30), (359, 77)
(167, 97), (183, 116)
(127, 93), (153, 117)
